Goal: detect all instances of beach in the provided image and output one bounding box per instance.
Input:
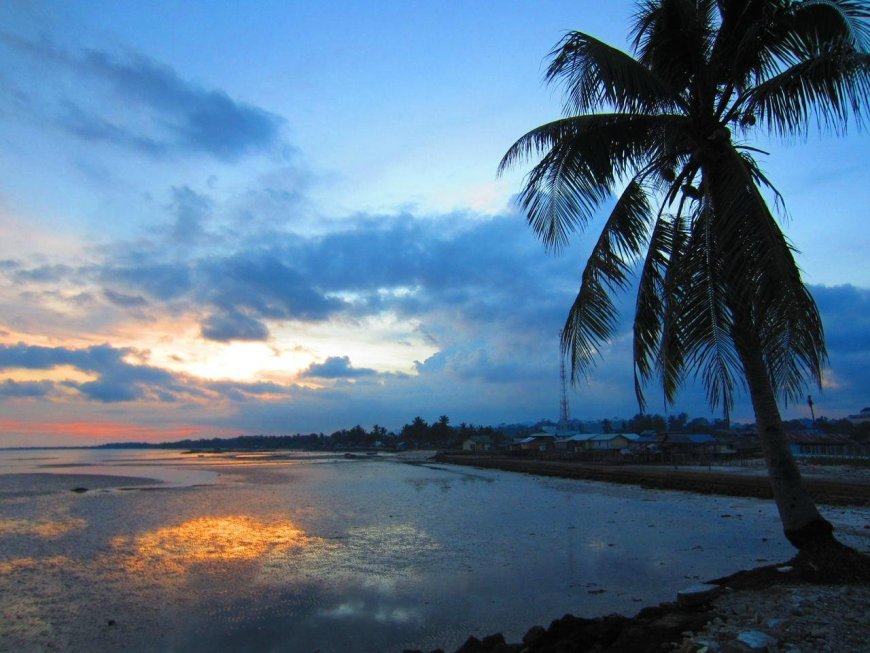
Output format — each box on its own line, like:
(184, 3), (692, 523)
(1, 450), (868, 652)
(432, 453), (870, 507)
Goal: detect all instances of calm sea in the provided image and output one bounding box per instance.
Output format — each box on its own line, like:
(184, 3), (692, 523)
(0, 449), (866, 652)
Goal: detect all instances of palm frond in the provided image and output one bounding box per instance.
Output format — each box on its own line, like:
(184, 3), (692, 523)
(563, 180), (654, 380)
(742, 47), (870, 135)
(710, 0), (786, 89)
(631, 0), (717, 91)
(633, 213), (678, 410)
(678, 204), (742, 415)
(657, 211), (690, 407)
(546, 31), (678, 114)
(790, 0), (870, 54)
(735, 149), (789, 220)
(704, 145), (827, 403)
(499, 113), (687, 251)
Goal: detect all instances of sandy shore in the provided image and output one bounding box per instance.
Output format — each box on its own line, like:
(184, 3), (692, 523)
(433, 453), (870, 507)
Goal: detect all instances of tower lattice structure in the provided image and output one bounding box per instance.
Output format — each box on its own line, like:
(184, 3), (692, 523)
(558, 330), (570, 431)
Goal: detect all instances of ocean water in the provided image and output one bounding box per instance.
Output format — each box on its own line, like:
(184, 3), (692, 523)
(0, 449), (867, 653)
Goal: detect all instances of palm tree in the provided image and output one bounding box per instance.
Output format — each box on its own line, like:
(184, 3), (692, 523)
(500, 0), (868, 553)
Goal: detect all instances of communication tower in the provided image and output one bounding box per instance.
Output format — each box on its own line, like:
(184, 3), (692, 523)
(558, 330), (570, 432)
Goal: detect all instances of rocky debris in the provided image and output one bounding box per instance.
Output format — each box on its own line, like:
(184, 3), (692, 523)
(678, 584), (722, 607)
(440, 604), (713, 653)
(673, 583), (870, 653)
(735, 630), (779, 650)
(431, 563), (869, 653)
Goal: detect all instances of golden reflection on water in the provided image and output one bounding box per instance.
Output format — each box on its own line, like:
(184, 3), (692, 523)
(111, 515), (316, 575)
(0, 518), (86, 538)
(0, 554), (71, 574)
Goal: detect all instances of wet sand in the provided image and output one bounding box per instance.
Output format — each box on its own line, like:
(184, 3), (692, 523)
(0, 473), (164, 497)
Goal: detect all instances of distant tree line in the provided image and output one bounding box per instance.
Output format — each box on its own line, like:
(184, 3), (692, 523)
(95, 411), (868, 451)
(96, 415), (502, 451)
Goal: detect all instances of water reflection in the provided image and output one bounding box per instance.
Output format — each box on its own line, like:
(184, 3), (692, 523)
(111, 515), (316, 575)
(0, 517), (86, 538)
(319, 600), (422, 625)
(0, 554), (71, 574)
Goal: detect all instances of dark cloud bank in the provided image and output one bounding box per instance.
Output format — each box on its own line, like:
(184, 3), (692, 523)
(2, 208), (866, 425)
(1, 36), (283, 160)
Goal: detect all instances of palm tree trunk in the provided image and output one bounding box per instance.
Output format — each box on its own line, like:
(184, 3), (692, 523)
(732, 321), (834, 550)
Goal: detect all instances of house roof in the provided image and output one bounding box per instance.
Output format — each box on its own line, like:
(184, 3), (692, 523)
(562, 434), (597, 442)
(787, 432), (853, 444)
(594, 432), (641, 441)
(516, 435), (555, 444)
(661, 433), (716, 445)
(562, 432), (642, 442)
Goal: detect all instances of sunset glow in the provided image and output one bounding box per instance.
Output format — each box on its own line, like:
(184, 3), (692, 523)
(111, 516), (316, 575)
(0, 0), (867, 446)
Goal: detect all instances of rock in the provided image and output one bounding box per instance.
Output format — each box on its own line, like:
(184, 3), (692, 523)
(480, 633), (505, 649)
(522, 626), (546, 647)
(677, 584), (722, 607)
(735, 630), (778, 651)
(455, 636), (482, 653)
(765, 618), (788, 632)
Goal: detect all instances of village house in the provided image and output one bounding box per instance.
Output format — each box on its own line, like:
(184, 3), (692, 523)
(461, 435), (493, 452)
(658, 433), (717, 456)
(555, 433), (596, 452)
(787, 432), (862, 458)
(511, 433), (557, 452)
(556, 433), (640, 453)
(588, 433), (641, 450)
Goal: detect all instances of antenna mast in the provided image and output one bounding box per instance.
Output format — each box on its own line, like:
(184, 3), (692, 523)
(558, 330), (570, 431)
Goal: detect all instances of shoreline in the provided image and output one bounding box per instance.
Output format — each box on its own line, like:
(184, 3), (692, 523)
(425, 453), (870, 653)
(432, 453), (870, 507)
(408, 562), (870, 653)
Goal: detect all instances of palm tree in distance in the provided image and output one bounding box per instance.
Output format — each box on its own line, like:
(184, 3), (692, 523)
(500, 0), (868, 555)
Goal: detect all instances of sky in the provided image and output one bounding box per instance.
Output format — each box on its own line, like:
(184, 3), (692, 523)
(0, 1), (867, 446)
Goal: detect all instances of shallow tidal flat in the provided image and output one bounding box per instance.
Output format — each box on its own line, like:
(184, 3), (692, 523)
(1, 453), (868, 653)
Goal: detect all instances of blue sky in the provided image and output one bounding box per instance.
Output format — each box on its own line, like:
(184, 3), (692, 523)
(0, 1), (867, 445)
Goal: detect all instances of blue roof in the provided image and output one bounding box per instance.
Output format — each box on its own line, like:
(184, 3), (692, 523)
(664, 433), (716, 444)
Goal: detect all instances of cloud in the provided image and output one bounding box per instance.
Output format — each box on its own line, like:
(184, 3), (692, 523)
(2, 36), (284, 161)
(301, 356), (378, 379)
(13, 264), (74, 283)
(204, 380), (293, 402)
(201, 310), (270, 343)
(201, 253), (345, 322)
(4, 194), (869, 431)
(808, 284), (870, 413)
(169, 186), (212, 243)
(99, 261), (193, 301)
(0, 343), (189, 403)
(103, 289), (148, 308)
(0, 380), (56, 398)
